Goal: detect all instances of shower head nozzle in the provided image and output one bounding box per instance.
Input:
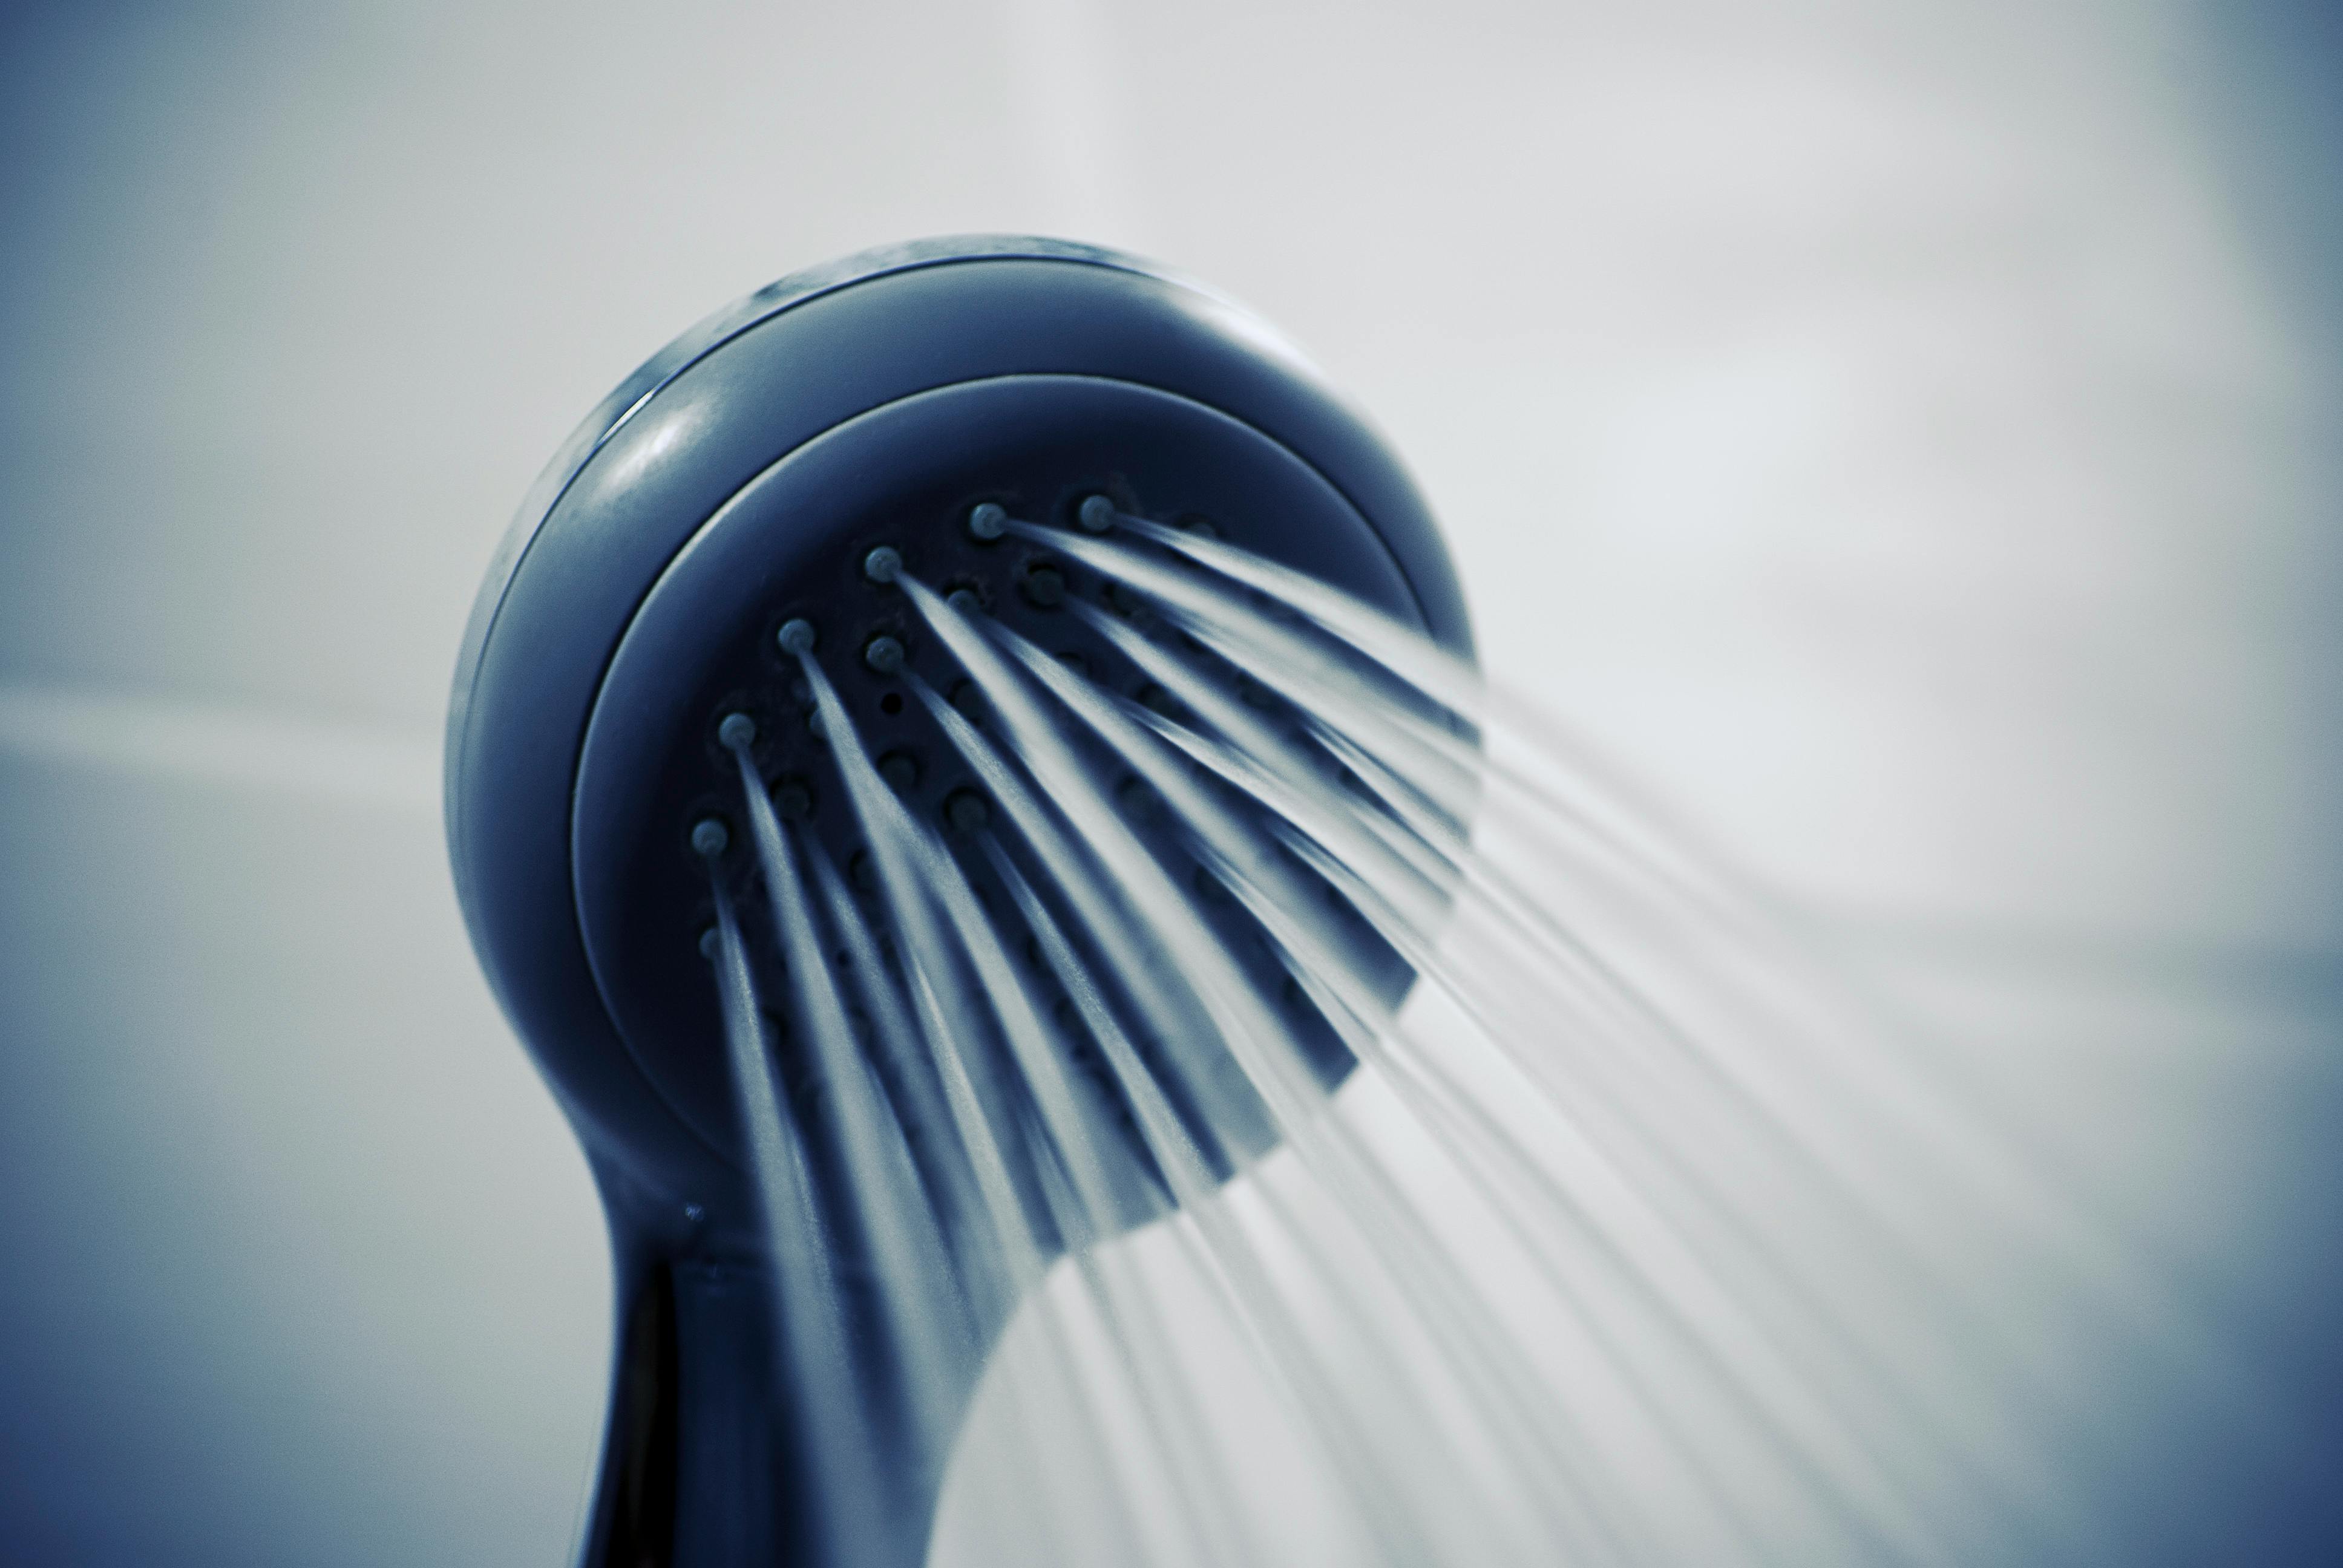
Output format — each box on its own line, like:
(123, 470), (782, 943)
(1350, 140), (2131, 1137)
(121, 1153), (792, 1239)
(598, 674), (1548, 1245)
(444, 236), (1473, 1566)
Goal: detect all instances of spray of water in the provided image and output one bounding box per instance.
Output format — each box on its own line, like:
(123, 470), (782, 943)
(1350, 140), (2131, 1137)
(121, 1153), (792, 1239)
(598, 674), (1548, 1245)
(687, 503), (2278, 1567)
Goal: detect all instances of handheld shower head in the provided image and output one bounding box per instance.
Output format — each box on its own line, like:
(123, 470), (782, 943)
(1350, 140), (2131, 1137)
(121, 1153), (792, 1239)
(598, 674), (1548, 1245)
(446, 238), (1473, 1567)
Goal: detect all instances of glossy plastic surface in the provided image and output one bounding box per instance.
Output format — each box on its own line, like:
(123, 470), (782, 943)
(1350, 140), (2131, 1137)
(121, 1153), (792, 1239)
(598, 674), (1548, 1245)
(448, 239), (1470, 1229)
(443, 237), (1475, 1568)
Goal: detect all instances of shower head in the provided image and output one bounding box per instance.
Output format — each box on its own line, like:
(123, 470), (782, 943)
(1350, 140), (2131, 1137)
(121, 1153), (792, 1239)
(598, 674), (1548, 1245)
(446, 237), (1473, 1566)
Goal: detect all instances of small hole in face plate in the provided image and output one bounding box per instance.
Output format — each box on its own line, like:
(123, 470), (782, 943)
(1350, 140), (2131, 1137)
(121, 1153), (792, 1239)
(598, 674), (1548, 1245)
(879, 691), (904, 716)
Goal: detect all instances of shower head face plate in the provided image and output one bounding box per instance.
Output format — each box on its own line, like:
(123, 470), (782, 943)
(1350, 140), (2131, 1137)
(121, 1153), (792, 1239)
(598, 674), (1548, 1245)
(573, 374), (1427, 1181)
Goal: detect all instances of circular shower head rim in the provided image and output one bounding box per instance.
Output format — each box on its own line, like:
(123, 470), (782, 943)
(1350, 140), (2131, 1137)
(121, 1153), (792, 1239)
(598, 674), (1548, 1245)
(447, 235), (1262, 808)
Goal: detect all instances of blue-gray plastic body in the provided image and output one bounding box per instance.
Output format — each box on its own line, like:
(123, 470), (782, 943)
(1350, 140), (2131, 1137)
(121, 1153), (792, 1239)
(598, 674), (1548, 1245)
(444, 237), (1472, 1567)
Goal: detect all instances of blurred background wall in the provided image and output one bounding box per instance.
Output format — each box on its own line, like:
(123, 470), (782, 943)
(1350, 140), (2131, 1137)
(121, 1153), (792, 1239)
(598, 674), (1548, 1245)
(0, 1), (2335, 1563)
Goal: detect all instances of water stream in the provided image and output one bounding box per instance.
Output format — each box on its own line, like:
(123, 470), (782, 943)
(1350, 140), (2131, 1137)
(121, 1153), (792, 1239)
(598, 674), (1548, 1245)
(692, 506), (2253, 1567)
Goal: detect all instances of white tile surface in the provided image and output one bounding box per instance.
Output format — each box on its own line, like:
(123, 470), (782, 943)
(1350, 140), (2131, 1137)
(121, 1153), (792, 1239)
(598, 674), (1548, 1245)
(0, 749), (606, 1566)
